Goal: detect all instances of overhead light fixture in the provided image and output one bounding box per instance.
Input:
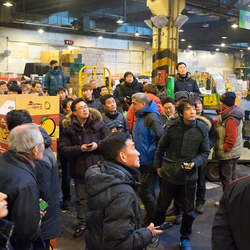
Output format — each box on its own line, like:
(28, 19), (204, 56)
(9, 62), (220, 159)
(216, 48), (220, 51)
(38, 29), (44, 33)
(179, 29), (184, 32)
(240, 49), (243, 51)
(221, 43), (225, 47)
(222, 36), (227, 39)
(98, 36), (103, 39)
(248, 47), (250, 50)
(3, 2), (13, 6)
(188, 45), (192, 48)
(180, 39), (186, 42)
(117, 18), (124, 24)
(135, 30), (140, 36)
(146, 42), (151, 44)
(231, 24), (238, 28)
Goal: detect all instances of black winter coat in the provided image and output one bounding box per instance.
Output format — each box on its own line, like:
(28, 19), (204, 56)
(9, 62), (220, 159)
(59, 108), (111, 179)
(102, 111), (129, 133)
(0, 151), (40, 249)
(212, 176), (250, 250)
(174, 72), (200, 95)
(118, 78), (143, 104)
(85, 98), (103, 114)
(154, 117), (210, 185)
(35, 128), (61, 240)
(84, 161), (153, 250)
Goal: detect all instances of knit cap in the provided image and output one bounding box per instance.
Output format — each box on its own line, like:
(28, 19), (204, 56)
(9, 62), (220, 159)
(220, 92), (236, 107)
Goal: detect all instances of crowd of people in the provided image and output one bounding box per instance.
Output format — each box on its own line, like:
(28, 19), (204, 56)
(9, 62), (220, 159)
(0, 61), (246, 250)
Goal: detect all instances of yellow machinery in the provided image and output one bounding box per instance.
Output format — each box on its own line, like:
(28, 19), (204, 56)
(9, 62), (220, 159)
(194, 71), (241, 112)
(78, 66), (112, 97)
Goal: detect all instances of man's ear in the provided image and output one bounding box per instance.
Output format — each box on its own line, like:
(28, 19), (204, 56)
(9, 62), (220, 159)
(32, 145), (38, 157)
(118, 151), (126, 164)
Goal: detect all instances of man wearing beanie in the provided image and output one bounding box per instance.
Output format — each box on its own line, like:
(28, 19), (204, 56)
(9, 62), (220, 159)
(213, 91), (243, 194)
(117, 71), (143, 111)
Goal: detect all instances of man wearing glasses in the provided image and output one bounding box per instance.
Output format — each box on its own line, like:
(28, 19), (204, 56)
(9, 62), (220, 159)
(59, 98), (111, 238)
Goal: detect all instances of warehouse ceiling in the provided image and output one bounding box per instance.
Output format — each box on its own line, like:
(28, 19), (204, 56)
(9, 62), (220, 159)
(2, 0), (250, 53)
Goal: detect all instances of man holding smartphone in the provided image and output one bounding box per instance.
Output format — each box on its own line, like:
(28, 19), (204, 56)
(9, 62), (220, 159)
(59, 98), (111, 238)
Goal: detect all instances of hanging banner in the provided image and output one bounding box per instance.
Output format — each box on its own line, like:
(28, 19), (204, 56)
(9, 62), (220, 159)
(239, 10), (250, 30)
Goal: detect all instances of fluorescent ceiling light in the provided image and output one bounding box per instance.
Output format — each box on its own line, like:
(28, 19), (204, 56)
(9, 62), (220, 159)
(188, 45), (192, 48)
(216, 48), (220, 51)
(3, 2), (13, 6)
(222, 37), (227, 39)
(180, 39), (186, 42)
(231, 24), (238, 28)
(179, 29), (184, 32)
(117, 19), (124, 24)
(221, 43), (225, 47)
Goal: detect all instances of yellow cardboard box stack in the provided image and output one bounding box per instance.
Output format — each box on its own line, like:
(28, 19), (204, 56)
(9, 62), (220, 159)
(40, 51), (60, 64)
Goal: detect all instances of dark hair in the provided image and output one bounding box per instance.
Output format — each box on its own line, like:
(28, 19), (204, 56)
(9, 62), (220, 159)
(0, 81), (6, 86)
(20, 84), (28, 90)
(8, 80), (18, 86)
(71, 98), (86, 112)
(82, 84), (92, 92)
(100, 132), (130, 161)
(8, 84), (21, 94)
(100, 94), (114, 105)
(144, 84), (158, 95)
(6, 109), (32, 131)
(177, 99), (196, 116)
(21, 80), (32, 85)
(176, 62), (186, 71)
(119, 78), (125, 84)
(55, 87), (66, 94)
(50, 60), (58, 65)
(162, 97), (175, 106)
(62, 98), (74, 109)
(100, 86), (108, 91)
(31, 81), (41, 88)
(190, 96), (202, 104)
(124, 71), (133, 79)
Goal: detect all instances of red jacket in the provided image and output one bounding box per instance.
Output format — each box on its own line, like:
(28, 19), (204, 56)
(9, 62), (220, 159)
(127, 93), (164, 134)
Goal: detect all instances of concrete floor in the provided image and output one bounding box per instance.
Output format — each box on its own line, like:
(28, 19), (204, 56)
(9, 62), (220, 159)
(56, 99), (250, 250)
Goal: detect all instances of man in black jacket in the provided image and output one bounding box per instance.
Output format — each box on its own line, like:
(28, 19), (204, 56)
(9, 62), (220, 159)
(118, 71), (143, 111)
(174, 62), (200, 95)
(0, 123), (44, 250)
(6, 110), (61, 250)
(154, 99), (210, 250)
(84, 132), (163, 250)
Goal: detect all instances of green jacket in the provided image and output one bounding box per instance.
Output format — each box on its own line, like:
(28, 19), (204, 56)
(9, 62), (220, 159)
(154, 117), (210, 185)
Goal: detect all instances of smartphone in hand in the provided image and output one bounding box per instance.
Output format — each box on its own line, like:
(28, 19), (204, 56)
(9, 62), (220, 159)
(39, 200), (49, 212)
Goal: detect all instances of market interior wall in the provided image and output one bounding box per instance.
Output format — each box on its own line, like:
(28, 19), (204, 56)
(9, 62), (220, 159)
(0, 27), (234, 78)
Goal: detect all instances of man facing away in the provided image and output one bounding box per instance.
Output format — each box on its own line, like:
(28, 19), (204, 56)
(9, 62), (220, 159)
(131, 93), (164, 226)
(213, 92), (243, 194)
(154, 99), (210, 250)
(84, 132), (163, 250)
(174, 62), (200, 96)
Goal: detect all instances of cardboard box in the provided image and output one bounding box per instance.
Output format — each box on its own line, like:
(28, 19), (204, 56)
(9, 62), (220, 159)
(0, 96), (59, 151)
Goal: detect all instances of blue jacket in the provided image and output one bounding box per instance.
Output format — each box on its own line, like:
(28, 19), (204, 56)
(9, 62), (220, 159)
(132, 100), (163, 170)
(44, 67), (67, 96)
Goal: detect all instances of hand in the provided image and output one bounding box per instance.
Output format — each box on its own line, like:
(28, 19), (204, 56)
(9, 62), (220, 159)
(157, 168), (162, 178)
(124, 98), (128, 103)
(147, 223), (163, 237)
(86, 142), (98, 152)
(39, 198), (47, 220)
(112, 128), (118, 133)
(81, 144), (89, 152)
(181, 162), (195, 171)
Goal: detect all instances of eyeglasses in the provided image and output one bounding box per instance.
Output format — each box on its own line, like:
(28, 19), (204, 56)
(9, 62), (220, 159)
(76, 106), (88, 111)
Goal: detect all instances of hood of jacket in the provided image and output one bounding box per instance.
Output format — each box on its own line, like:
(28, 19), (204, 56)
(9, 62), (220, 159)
(85, 161), (141, 197)
(175, 72), (192, 82)
(220, 105), (243, 126)
(124, 77), (138, 88)
(136, 100), (160, 118)
(62, 107), (102, 129)
(196, 115), (212, 131)
(49, 67), (61, 75)
(39, 127), (52, 148)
